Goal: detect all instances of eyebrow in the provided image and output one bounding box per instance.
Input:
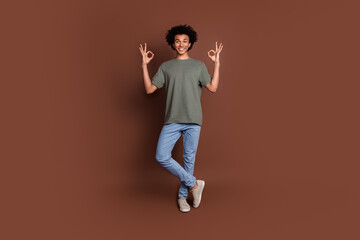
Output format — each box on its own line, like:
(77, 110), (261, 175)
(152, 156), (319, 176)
(175, 38), (188, 41)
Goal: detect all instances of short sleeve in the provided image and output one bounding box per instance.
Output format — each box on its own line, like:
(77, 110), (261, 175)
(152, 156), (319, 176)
(151, 65), (165, 89)
(199, 62), (212, 87)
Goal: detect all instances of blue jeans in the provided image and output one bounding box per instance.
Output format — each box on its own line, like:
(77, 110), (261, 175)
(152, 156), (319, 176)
(155, 123), (201, 198)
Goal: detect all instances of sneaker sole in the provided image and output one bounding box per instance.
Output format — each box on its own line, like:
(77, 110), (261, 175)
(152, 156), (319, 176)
(193, 181), (205, 208)
(179, 208), (190, 213)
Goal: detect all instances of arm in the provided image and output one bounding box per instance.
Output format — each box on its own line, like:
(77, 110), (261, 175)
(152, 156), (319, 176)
(139, 43), (158, 94)
(142, 64), (158, 94)
(206, 61), (220, 93)
(205, 41), (224, 93)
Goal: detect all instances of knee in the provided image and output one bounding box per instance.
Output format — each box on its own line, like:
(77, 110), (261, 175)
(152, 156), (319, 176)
(155, 152), (170, 167)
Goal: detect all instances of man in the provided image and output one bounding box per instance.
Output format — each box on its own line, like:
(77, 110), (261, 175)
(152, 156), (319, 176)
(139, 24), (223, 212)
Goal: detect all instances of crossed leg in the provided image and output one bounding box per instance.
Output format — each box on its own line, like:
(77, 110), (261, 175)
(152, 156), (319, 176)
(155, 124), (198, 189)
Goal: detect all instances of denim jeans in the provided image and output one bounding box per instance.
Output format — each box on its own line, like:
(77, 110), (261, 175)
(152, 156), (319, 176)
(155, 123), (201, 198)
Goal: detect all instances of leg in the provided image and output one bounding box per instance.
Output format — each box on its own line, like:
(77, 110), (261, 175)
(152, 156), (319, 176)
(155, 124), (196, 188)
(178, 124), (201, 199)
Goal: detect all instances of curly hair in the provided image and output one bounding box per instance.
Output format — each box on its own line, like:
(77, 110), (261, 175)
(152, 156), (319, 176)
(165, 24), (198, 51)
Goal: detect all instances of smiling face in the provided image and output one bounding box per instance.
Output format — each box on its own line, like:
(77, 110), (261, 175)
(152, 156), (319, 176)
(172, 34), (191, 55)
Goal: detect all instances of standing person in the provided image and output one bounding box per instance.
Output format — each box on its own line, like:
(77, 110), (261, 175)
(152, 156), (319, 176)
(139, 24), (223, 213)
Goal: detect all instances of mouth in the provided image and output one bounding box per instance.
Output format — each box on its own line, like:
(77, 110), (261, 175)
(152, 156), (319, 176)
(178, 47), (185, 52)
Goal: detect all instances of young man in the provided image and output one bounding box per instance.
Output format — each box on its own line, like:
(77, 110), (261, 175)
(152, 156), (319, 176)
(139, 24), (223, 212)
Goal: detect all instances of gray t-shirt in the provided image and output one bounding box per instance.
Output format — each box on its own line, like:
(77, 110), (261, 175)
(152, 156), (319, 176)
(151, 58), (212, 126)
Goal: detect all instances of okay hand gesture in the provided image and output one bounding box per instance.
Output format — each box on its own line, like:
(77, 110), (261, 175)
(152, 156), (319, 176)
(139, 43), (154, 65)
(207, 41), (223, 63)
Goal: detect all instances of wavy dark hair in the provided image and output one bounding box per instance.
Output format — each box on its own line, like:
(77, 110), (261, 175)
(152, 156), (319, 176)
(165, 24), (198, 51)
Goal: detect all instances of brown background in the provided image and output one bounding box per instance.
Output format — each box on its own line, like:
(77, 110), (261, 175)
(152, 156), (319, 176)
(1, 0), (360, 239)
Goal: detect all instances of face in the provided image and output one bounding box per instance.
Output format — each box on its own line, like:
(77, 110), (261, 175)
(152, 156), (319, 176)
(172, 34), (191, 55)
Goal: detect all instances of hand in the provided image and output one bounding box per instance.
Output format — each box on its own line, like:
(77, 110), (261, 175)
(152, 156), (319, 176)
(207, 41), (223, 63)
(139, 43), (154, 65)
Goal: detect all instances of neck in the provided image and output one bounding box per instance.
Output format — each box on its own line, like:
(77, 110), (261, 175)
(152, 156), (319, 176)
(176, 52), (190, 60)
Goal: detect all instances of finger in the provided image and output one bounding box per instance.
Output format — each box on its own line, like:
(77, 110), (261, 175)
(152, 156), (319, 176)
(147, 51), (154, 58)
(147, 52), (153, 59)
(144, 42), (147, 52)
(215, 43), (222, 53)
(215, 41), (218, 51)
(149, 52), (155, 60)
(208, 50), (215, 57)
(219, 43), (223, 53)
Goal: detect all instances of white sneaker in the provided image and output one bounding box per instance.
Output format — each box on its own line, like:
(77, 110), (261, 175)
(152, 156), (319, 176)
(178, 198), (190, 213)
(191, 180), (205, 208)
